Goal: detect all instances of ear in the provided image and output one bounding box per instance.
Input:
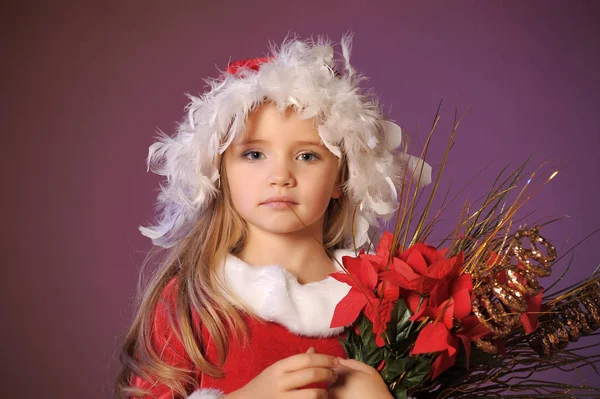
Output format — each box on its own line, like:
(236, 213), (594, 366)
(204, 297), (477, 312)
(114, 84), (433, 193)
(331, 182), (342, 199)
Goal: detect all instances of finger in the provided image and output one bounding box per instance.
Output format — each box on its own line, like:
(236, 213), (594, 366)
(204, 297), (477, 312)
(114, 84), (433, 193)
(280, 367), (337, 391)
(335, 358), (376, 374)
(287, 388), (328, 399)
(278, 353), (339, 373)
(306, 347), (317, 354)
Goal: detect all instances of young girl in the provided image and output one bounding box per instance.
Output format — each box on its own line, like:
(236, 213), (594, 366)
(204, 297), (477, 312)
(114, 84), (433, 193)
(117, 34), (427, 399)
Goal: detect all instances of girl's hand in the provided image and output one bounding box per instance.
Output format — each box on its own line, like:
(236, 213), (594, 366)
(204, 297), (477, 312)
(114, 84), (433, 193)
(224, 347), (339, 399)
(328, 358), (393, 399)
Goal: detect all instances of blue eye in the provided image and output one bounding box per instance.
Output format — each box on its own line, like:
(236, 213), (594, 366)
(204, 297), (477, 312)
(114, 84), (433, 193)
(298, 152), (320, 162)
(242, 151), (264, 160)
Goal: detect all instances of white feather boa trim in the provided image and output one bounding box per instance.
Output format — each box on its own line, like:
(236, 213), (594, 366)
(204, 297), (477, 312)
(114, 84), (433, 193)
(219, 249), (354, 337)
(186, 388), (224, 399)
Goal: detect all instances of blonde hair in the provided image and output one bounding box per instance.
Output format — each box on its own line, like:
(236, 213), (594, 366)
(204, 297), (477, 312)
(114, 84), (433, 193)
(116, 148), (350, 398)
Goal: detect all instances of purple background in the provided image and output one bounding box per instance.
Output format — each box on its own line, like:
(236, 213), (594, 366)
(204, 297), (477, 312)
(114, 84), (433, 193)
(4, 1), (599, 398)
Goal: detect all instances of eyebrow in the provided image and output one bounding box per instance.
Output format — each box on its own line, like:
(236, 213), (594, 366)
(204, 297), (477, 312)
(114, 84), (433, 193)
(236, 139), (324, 146)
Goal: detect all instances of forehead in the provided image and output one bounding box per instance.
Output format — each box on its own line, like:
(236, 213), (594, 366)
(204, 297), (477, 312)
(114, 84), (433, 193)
(234, 102), (323, 145)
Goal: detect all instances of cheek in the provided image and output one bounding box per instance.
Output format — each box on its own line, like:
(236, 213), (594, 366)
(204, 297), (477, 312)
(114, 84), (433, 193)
(308, 167), (339, 200)
(224, 162), (252, 207)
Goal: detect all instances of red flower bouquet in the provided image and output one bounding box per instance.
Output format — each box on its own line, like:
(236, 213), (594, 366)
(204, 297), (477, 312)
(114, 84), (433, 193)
(327, 125), (600, 398)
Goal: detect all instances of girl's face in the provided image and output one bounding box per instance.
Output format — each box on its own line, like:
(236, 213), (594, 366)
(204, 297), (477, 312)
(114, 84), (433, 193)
(223, 103), (342, 239)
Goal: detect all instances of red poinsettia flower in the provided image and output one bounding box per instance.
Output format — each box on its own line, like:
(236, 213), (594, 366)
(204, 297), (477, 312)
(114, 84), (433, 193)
(415, 273), (473, 327)
(411, 270), (490, 379)
(360, 232), (401, 303)
(412, 322), (458, 379)
(330, 234), (401, 347)
(412, 314), (490, 379)
(330, 256), (378, 328)
(360, 231), (394, 271)
(226, 56), (273, 76)
(380, 245), (462, 321)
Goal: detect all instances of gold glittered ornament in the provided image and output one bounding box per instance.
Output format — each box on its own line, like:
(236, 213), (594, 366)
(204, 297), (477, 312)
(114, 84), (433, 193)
(471, 226), (557, 353)
(529, 280), (600, 357)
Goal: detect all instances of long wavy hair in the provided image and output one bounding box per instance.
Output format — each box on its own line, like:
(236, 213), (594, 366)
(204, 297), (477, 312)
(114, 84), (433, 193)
(116, 147), (350, 398)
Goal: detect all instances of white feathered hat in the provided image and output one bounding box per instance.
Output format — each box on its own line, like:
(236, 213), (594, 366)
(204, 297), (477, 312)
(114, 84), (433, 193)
(140, 34), (431, 249)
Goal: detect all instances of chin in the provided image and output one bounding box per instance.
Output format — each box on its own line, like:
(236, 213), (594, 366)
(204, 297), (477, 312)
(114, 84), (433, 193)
(257, 223), (308, 235)
(251, 219), (322, 236)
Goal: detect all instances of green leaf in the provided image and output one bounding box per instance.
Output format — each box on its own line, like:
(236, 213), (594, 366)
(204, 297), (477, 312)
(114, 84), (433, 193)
(403, 356), (431, 386)
(392, 386), (408, 399)
(366, 347), (384, 366)
(358, 314), (374, 344)
(339, 336), (354, 359)
(395, 312), (413, 341)
(395, 300), (412, 330)
(386, 298), (407, 338)
(381, 358), (406, 383)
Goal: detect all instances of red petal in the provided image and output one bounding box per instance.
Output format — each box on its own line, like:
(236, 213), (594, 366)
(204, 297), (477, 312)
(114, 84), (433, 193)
(429, 280), (449, 307)
(430, 351), (457, 380)
(415, 276), (440, 295)
(420, 305), (440, 322)
(330, 271), (358, 287)
(412, 322), (452, 354)
(487, 251), (501, 266)
(361, 253), (387, 272)
(381, 280), (400, 301)
(450, 273), (473, 296)
(330, 289), (367, 328)
(406, 250), (429, 275)
(447, 333), (459, 357)
(406, 292), (428, 321)
(400, 243), (438, 266)
(339, 256), (379, 291)
(436, 247), (449, 260)
(415, 243), (439, 264)
(461, 315), (490, 340)
(451, 287), (472, 320)
(376, 231), (393, 260)
(341, 255), (364, 276)
(429, 252), (463, 281)
(439, 298), (455, 330)
(428, 258), (455, 280)
(364, 300), (394, 336)
(520, 291), (543, 334)
(378, 300), (395, 333)
(391, 257), (422, 279)
(496, 270), (509, 284)
(380, 270), (418, 291)
(358, 258), (379, 290)
(375, 333), (386, 347)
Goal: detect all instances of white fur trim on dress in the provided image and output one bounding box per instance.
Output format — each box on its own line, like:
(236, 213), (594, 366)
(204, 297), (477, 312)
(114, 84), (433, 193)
(219, 249), (354, 337)
(139, 33), (431, 249)
(186, 388), (224, 399)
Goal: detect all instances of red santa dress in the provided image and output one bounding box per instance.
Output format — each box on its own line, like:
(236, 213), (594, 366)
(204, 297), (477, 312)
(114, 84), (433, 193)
(132, 249), (355, 398)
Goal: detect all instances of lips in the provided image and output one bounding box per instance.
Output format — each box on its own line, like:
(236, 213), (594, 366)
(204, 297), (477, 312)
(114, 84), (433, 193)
(260, 196), (298, 206)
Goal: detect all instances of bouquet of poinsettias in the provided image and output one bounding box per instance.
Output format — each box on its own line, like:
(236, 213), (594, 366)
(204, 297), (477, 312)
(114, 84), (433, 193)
(330, 233), (489, 391)
(330, 231), (546, 398)
(328, 118), (600, 398)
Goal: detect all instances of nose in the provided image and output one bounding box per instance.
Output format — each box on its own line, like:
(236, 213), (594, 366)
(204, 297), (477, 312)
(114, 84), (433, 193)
(268, 157), (296, 187)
